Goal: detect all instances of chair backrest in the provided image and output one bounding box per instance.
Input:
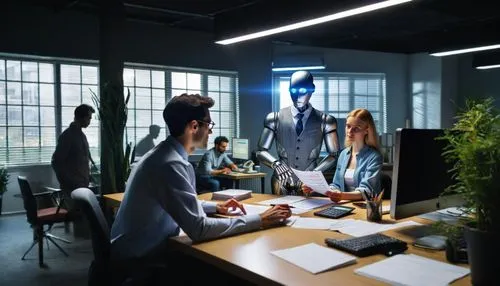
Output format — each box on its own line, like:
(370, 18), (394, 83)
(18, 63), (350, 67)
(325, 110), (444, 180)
(381, 173), (392, 199)
(71, 188), (110, 263)
(17, 176), (38, 225)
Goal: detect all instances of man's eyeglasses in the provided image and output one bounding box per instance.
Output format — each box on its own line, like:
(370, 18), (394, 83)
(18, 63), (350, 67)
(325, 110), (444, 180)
(197, 120), (215, 131)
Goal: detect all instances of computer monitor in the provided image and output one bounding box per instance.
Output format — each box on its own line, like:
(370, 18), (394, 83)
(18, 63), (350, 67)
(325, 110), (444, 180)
(390, 128), (463, 220)
(231, 138), (249, 160)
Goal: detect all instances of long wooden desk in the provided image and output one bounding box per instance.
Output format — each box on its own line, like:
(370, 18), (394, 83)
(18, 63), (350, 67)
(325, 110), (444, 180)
(215, 172), (266, 193)
(104, 193), (470, 285)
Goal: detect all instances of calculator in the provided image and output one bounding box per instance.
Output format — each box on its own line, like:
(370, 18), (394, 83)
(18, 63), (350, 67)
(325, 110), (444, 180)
(314, 205), (355, 219)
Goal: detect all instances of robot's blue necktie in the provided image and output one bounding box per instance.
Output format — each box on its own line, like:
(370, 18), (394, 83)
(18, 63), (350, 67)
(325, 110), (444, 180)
(296, 113), (304, 136)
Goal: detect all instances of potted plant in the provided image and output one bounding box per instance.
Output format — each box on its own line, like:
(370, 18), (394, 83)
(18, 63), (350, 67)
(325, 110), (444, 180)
(0, 167), (9, 215)
(438, 97), (500, 284)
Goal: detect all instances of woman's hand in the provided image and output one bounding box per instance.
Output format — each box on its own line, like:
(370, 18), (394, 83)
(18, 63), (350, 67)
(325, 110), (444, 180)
(216, 198), (247, 215)
(302, 184), (313, 196)
(325, 189), (343, 203)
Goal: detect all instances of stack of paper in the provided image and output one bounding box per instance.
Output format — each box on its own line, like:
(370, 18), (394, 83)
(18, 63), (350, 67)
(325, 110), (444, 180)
(355, 254), (470, 285)
(211, 189), (252, 201)
(258, 195), (332, 214)
(271, 243), (357, 274)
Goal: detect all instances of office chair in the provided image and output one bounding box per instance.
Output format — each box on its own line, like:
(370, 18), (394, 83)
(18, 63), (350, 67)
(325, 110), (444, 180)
(18, 176), (71, 267)
(381, 173), (392, 200)
(72, 188), (166, 286)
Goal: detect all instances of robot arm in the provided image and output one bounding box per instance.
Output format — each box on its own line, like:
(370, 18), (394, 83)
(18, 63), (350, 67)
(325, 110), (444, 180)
(314, 114), (340, 172)
(256, 112), (279, 169)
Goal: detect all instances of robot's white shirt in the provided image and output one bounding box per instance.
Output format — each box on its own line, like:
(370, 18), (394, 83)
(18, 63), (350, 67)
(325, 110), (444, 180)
(290, 104), (313, 128)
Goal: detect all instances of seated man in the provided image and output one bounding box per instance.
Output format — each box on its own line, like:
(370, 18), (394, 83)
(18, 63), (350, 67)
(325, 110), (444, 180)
(110, 93), (290, 283)
(195, 136), (238, 192)
(135, 124), (161, 157)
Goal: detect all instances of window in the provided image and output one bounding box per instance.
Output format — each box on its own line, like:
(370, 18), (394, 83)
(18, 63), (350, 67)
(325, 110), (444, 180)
(125, 65), (239, 152)
(0, 59), (56, 165)
(60, 64), (100, 161)
(273, 72), (387, 134)
(124, 67), (166, 147)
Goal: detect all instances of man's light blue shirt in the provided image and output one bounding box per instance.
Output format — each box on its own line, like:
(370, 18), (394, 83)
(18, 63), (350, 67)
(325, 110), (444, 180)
(196, 148), (234, 175)
(330, 145), (382, 197)
(110, 136), (261, 260)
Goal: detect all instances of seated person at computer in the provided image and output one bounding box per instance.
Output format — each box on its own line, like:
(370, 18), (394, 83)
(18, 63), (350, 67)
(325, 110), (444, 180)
(303, 108), (382, 202)
(134, 124), (161, 157)
(110, 94), (291, 282)
(195, 136), (238, 192)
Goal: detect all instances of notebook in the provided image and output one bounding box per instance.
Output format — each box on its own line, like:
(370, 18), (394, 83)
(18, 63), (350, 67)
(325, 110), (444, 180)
(211, 189), (252, 201)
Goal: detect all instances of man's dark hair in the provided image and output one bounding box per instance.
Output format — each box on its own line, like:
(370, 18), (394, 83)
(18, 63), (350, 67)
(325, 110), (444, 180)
(163, 93), (214, 137)
(214, 136), (229, 146)
(74, 104), (95, 120)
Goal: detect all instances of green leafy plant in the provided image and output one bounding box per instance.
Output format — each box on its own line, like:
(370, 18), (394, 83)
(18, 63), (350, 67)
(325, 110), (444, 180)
(438, 97), (500, 232)
(0, 167), (9, 195)
(91, 82), (133, 194)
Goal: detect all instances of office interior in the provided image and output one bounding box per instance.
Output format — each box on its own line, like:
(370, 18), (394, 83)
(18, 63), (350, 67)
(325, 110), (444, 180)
(2, 2), (500, 213)
(0, 1), (498, 283)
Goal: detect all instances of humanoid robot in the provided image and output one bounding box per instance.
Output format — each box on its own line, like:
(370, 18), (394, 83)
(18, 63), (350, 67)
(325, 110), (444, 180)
(257, 70), (340, 195)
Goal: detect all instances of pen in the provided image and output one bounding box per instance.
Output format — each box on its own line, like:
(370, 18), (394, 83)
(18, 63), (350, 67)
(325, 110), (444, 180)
(270, 204), (295, 208)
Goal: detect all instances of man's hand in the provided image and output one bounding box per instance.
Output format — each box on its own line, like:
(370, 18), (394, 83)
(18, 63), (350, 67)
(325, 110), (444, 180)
(216, 198), (247, 215)
(326, 189), (343, 203)
(302, 184), (313, 196)
(259, 205), (292, 228)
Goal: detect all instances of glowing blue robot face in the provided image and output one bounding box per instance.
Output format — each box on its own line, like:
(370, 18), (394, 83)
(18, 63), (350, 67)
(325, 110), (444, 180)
(289, 87), (310, 95)
(289, 70), (315, 110)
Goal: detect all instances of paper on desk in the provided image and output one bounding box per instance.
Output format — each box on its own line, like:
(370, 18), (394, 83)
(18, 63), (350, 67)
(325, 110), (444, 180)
(257, 196), (305, 206)
(227, 203), (272, 216)
(271, 243), (357, 274)
(291, 169), (330, 195)
(330, 219), (421, 237)
(290, 198), (332, 211)
(354, 254), (470, 286)
(291, 217), (334, 230)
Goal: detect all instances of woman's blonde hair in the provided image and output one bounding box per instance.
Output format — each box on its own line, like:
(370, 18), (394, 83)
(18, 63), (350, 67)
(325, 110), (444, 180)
(344, 108), (379, 150)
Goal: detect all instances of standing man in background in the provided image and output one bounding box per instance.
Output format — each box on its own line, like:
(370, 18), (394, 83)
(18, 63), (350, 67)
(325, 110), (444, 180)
(257, 70), (340, 195)
(195, 136), (238, 192)
(51, 103), (95, 236)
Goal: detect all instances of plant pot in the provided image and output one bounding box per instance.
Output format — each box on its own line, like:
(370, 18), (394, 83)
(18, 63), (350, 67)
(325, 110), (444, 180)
(464, 225), (500, 285)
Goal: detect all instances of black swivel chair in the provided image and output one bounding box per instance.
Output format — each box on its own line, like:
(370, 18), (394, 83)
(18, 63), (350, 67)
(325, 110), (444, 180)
(18, 176), (71, 267)
(71, 188), (166, 286)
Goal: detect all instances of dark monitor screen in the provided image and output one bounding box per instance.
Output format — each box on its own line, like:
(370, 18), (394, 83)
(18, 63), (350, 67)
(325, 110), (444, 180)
(390, 128), (463, 220)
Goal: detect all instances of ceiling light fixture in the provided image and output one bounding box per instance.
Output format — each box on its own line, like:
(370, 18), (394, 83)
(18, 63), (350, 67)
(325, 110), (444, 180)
(215, 0), (413, 45)
(476, 64), (500, 70)
(430, 44), (500, 57)
(272, 65), (326, 72)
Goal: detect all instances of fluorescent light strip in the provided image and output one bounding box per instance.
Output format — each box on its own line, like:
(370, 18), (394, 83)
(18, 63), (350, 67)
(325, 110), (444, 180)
(272, 66), (326, 72)
(216, 0), (412, 45)
(430, 44), (500, 57)
(476, 64), (500, 70)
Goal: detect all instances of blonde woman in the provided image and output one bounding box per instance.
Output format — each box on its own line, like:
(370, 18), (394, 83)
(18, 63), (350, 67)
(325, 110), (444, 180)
(303, 108), (382, 202)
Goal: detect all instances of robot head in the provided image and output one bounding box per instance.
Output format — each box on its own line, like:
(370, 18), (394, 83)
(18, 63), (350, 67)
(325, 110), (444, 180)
(289, 70), (315, 110)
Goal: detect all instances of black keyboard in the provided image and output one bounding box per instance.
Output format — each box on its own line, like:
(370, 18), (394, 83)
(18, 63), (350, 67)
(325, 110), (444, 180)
(314, 205), (355, 219)
(325, 233), (408, 257)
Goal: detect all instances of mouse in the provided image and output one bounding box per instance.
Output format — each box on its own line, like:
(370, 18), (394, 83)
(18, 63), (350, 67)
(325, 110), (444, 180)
(413, 235), (448, 250)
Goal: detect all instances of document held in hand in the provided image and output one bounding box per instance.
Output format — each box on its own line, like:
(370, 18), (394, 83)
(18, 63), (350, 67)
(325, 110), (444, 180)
(291, 168), (331, 195)
(211, 189), (252, 201)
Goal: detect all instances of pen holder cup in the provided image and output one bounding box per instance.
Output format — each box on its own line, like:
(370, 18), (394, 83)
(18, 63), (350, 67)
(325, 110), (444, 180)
(366, 201), (383, 222)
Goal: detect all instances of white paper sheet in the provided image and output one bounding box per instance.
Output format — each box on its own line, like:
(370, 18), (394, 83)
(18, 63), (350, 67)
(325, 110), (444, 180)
(291, 169), (331, 195)
(290, 217), (334, 230)
(355, 254), (470, 285)
(271, 243), (357, 274)
(329, 219), (421, 237)
(257, 196), (306, 206)
(290, 198), (333, 211)
(227, 203), (271, 215)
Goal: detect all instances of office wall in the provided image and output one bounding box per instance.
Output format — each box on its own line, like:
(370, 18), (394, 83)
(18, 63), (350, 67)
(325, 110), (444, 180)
(408, 53), (442, 129)
(1, 3), (272, 211)
(456, 55), (500, 107)
(273, 44), (409, 134)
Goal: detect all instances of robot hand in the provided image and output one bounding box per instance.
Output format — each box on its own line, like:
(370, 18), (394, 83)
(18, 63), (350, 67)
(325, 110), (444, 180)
(272, 161), (302, 195)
